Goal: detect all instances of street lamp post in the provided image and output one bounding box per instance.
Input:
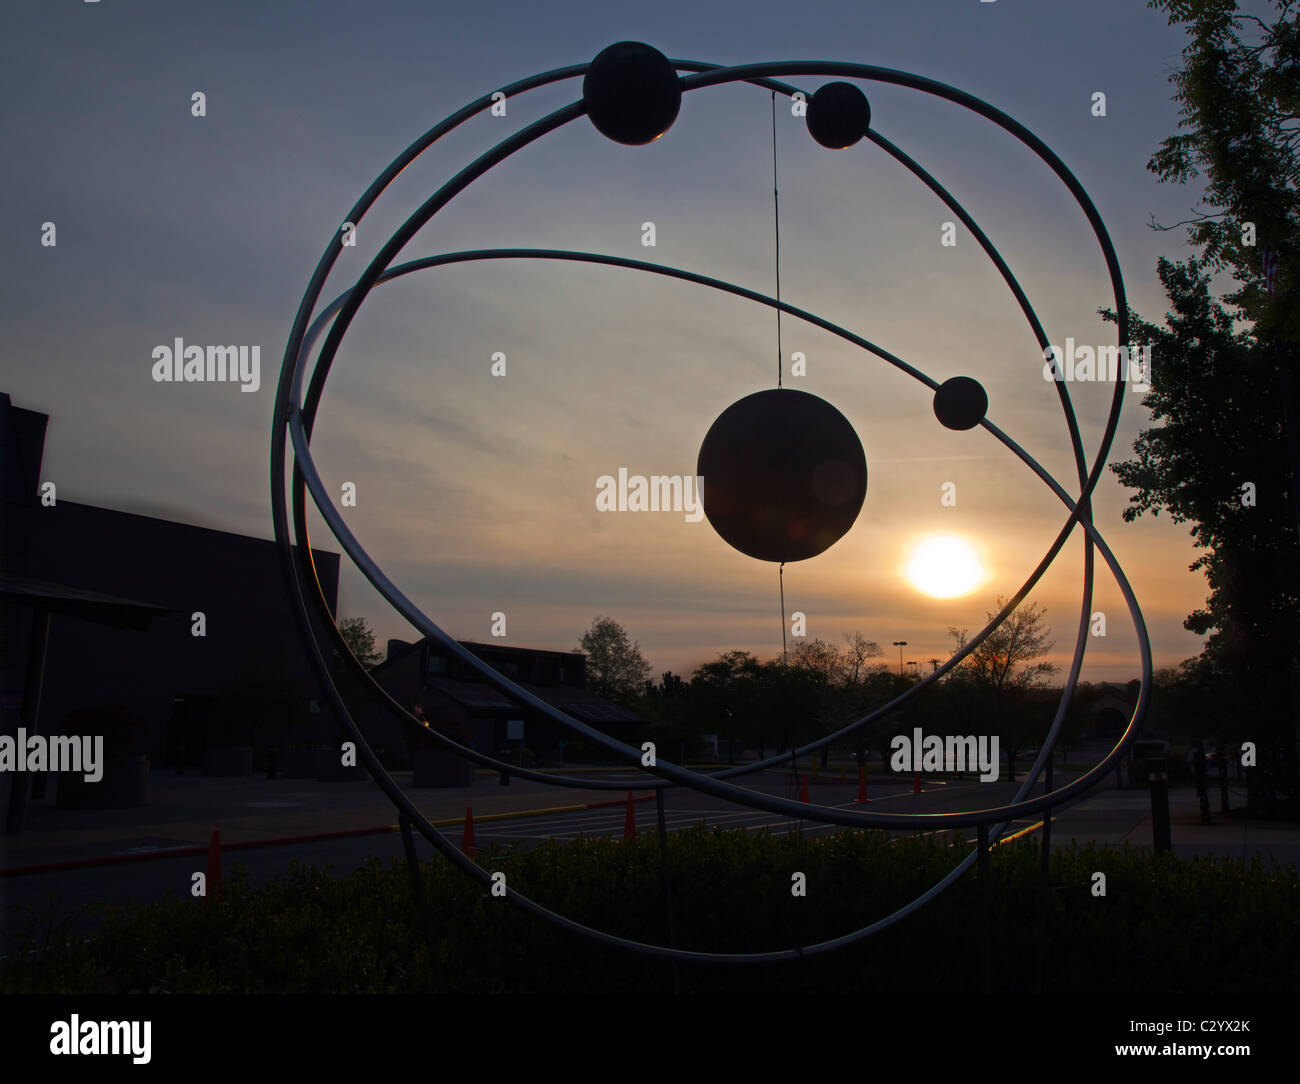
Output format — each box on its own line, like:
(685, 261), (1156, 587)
(892, 640), (908, 678)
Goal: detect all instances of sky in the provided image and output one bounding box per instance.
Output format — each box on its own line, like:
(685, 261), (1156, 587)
(1, 0), (1258, 684)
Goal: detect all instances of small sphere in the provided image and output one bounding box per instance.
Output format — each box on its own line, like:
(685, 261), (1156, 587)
(583, 42), (682, 146)
(806, 82), (871, 148)
(698, 388), (867, 563)
(933, 376), (988, 431)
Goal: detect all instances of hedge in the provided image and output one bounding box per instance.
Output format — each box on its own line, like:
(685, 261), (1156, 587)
(3, 827), (1296, 994)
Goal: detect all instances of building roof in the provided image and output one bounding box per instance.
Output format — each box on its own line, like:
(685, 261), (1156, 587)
(0, 572), (178, 631)
(422, 675), (643, 724)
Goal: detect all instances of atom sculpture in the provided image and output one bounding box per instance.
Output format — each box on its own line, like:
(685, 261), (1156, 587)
(271, 42), (1151, 965)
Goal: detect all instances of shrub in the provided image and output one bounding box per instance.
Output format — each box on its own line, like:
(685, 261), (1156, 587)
(2, 830), (1295, 994)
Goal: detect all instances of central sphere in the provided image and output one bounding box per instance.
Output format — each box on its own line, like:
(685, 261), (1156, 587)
(697, 388), (867, 563)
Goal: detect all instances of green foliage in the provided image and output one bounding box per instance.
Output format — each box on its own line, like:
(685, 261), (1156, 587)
(946, 597), (1058, 778)
(1104, 264), (1299, 801)
(682, 635), (890, 760)
(949, 597), (1057, 695)
(334, 616), (383, 671)
(1132, 0), (1300, 810)
(4, 831), (1295, 994)
(1146, 0), (1299, 337)
(1105, 264), (1295, 647)
(578, 616), (652, 704)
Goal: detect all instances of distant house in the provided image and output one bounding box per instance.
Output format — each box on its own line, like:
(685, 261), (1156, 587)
(1087, 681), (1141, 738)
(356, 637), (645, 766)
(0, 393), (341, 791)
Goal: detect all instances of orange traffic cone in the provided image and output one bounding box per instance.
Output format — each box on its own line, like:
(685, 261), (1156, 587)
(204, 828), (222, 904)
(800, 774), (810, 803)
(623, 791), (637, 839)
(461, 806), (476, 858)
(912, 770), (923, 794)
(856, 765), (870, 803)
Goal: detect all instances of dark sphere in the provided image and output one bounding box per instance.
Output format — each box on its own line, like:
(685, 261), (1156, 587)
(697, 388), (867, 563)
(806, 81), (871, 148)
(583, 42), (682, 146)
(933, 376), (988, 431)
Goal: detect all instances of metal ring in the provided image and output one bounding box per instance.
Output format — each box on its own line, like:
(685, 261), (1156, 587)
(271, 57), (1149, 963)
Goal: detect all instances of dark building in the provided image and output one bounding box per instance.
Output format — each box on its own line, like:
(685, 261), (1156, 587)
(0, 393), (341, 821)
(2, 391), (646, 823)
(358, 637), (645, 770)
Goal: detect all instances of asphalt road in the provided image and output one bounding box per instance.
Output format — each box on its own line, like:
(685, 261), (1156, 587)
(465, 772), (1013, 844)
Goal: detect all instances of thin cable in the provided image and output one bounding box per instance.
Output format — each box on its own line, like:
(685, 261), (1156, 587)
(771, 90), (783, 388)
(779, 560), (787, 664)
(780, 558), (790, 830)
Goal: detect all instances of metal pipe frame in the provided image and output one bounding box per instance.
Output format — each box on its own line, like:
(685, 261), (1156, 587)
(271, 56), (1148, 964)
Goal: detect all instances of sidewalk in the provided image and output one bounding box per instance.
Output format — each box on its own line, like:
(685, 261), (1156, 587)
(1048, 782), (1300, 865)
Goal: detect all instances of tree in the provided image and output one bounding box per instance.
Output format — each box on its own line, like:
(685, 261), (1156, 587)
(690, 651), (768, 757)
(635, 671), (708, 762)
(785, 634), (887, 762)
(787, 637), (843, 686)
(1148, 656), (1236, 751)
(641, 670), (686, 700)
(681, 635), (888, 766)
(949, 598), (1057, 696)
(761, 654), (825, 754)
(1146, 0), (1299, 338)
(949, 597), (1058, 781)
(334, 616), (383, 672)
(842, 631), (885, 687)
(578, 616), (652, 704)
(1107, 260), (1297, 684)
(1115, 0), (1300, 812)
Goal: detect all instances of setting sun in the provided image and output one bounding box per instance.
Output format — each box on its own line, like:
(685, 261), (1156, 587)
(904, 534), (987, 599)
